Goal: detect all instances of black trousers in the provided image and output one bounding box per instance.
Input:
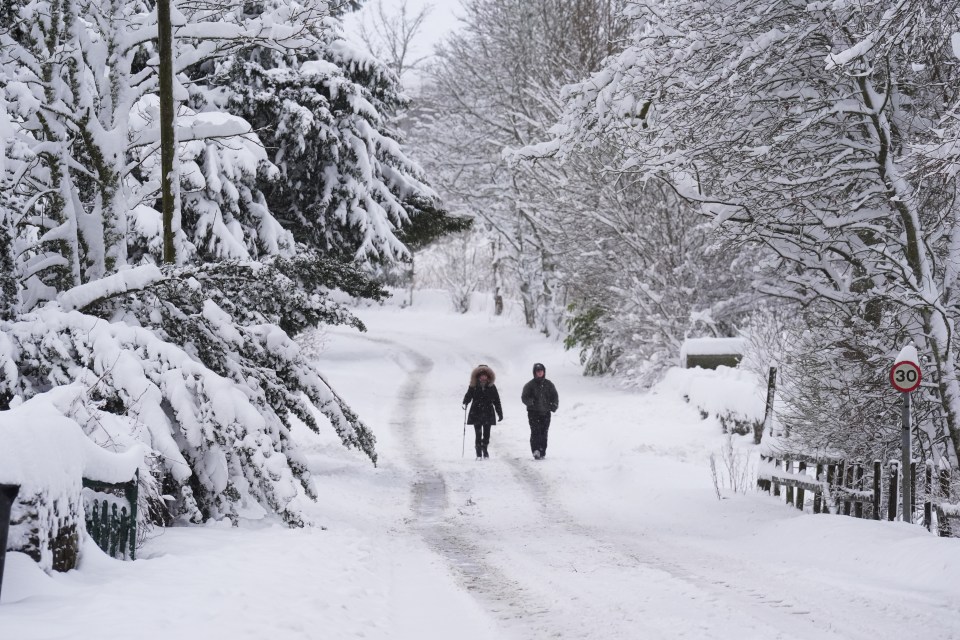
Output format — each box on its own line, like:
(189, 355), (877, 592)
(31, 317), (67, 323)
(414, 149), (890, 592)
(474, 424), (491, 450)
(528, 412), (551, 456)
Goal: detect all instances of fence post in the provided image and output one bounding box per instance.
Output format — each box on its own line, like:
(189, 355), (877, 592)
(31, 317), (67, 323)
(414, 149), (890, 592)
(843, 463), (854, 516)
(924, 462), (933, 531)
(796, 461), (807, 510)
(785, 460), (795, 506)
(939, 467), (951, 536)
(910, 461), (917, 525)
(0, 484), (20, 603)
(873, 460), (882, 521)
(759, 366), (776, 443)
(814, 463), (824, 514)
(854, 463), (864, 519)
(888, 462), (899, 522)
(773, 459), (781, 497)
(126, 471), (138, 560)
(826, 463), (837, 514)
(758, 455), (772, 493)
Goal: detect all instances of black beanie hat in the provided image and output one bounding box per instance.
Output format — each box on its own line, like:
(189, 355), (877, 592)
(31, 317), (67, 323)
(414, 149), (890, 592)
(533, 362), (546, 375)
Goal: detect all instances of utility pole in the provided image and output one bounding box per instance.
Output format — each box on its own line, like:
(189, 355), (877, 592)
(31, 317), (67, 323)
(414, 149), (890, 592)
(158, 0), (176, 264)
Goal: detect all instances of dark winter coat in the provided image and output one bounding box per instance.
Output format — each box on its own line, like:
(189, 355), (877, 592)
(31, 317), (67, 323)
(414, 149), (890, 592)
(521, 365), (559, 415)
(463, 365), (503, 426)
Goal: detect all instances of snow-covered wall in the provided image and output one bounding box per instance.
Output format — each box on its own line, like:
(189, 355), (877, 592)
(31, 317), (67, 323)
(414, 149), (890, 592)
(0, 395), (143, 572)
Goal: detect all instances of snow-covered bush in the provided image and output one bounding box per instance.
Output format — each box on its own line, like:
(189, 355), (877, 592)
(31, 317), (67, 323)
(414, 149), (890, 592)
(659, 366), (765, 436)
(709, 436), (755, 497)
(0, 396), (143, 572)
(0, 260), (382, 526)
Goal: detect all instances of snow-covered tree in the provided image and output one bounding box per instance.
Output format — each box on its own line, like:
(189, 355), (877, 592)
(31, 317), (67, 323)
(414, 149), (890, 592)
(181, 5), (445, 265)
(540, 0), (960, 465)
(556, 178), (759, 385)
(411, 0), (756, 378)
(0, 0), (442, 526)
(357, 0), (433, 84)
(413, 0), (633, 334)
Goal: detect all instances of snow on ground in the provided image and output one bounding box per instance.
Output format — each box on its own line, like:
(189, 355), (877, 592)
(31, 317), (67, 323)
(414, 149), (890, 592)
(4, 290), (960, 639)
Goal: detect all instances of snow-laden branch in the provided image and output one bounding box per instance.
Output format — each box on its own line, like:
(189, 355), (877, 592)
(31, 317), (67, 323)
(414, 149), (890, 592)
(58, 265), (165, 312)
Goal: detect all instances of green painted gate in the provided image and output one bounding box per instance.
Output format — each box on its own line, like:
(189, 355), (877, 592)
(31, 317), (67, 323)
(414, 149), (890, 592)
(82, 471), (138, 560)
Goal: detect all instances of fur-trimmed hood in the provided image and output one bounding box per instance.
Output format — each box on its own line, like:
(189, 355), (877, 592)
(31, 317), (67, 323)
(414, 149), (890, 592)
(469, 364), (496, 386)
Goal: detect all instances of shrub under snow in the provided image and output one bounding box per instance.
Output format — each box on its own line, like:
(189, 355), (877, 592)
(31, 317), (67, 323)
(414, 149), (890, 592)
(0, 394), (143, 571)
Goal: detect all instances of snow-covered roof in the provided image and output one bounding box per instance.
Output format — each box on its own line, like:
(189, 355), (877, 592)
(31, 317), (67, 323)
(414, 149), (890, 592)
(679, 337), (746, 357)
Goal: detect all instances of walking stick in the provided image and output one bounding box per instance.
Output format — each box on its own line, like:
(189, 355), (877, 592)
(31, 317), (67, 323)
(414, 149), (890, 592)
(462, 405), (468, 458)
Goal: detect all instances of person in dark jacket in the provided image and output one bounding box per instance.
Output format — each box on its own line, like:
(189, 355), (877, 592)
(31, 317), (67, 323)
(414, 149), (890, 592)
(521, 362), (558, 459)
(462, 364), (503, 459)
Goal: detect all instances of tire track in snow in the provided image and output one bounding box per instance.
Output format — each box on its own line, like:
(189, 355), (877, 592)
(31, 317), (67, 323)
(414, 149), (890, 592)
(501, 456), (944, 640)
(382, 335), (796, 638)
(380, 337), (563, 638)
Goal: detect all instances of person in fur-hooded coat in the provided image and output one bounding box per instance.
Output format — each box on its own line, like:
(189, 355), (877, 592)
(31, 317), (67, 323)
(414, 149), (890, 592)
(462, 364), (503, 459)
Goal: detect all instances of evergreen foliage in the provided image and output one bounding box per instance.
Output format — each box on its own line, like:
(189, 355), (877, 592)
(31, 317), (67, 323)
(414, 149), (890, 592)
(0, 0), (445, 525)
(210, 20), (445, 263)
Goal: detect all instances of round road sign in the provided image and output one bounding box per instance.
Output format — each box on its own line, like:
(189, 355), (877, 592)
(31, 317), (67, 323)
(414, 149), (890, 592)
(890, 360), (921, 393)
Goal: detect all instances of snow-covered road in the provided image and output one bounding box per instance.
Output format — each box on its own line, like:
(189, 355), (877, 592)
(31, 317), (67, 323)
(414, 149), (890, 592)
(4, 292), (960, 639)
(316, 296), (960, 639)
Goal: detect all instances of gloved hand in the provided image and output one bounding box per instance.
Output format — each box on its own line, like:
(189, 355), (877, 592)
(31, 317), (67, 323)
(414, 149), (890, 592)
(462, 404), (467, 410)
(497, 413), (504, 423)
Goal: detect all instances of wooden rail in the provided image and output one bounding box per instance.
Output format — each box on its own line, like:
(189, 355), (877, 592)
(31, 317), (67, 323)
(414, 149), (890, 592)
(759, 454), (958, 535)
(758, 455), (880, 517)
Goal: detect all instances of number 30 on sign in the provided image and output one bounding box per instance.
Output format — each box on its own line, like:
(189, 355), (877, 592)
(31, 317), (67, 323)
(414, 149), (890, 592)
(890, 361), (922, 393)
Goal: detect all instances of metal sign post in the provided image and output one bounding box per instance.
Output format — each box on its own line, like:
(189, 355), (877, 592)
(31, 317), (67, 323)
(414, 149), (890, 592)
(890, 358), (921, 524)
(901, 392), (912, 524)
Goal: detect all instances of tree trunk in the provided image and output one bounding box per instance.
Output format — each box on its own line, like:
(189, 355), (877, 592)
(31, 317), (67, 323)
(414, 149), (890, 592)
(493, 236), (504, 316)
(158, 0), (176, 264)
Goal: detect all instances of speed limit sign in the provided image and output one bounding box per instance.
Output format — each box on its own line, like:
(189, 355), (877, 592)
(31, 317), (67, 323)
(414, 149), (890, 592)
(890, 360), (921, 393)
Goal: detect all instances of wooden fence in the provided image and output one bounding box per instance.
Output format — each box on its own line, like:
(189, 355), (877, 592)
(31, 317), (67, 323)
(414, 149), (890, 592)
(758, 454), (959, 535)
(82, 471), (139, 560)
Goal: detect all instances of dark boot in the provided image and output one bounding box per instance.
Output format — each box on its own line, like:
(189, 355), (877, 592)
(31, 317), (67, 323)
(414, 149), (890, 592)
(475, 446), (482, 459)
(482, 446), (489, 458)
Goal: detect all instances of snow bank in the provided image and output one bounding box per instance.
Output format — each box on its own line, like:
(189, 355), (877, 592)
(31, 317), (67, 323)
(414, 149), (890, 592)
(657, 366), (765, 433)
(0, 393), (143, 572)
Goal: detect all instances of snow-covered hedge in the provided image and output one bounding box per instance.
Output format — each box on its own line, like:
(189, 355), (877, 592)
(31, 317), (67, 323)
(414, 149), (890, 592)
(0, 395), (142, 572)
(658, 366), (765, 435)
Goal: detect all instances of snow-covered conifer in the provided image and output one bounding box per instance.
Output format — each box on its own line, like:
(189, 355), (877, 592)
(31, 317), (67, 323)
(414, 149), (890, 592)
(184, 4), (444, 265)
(0, 0), (434, 527)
